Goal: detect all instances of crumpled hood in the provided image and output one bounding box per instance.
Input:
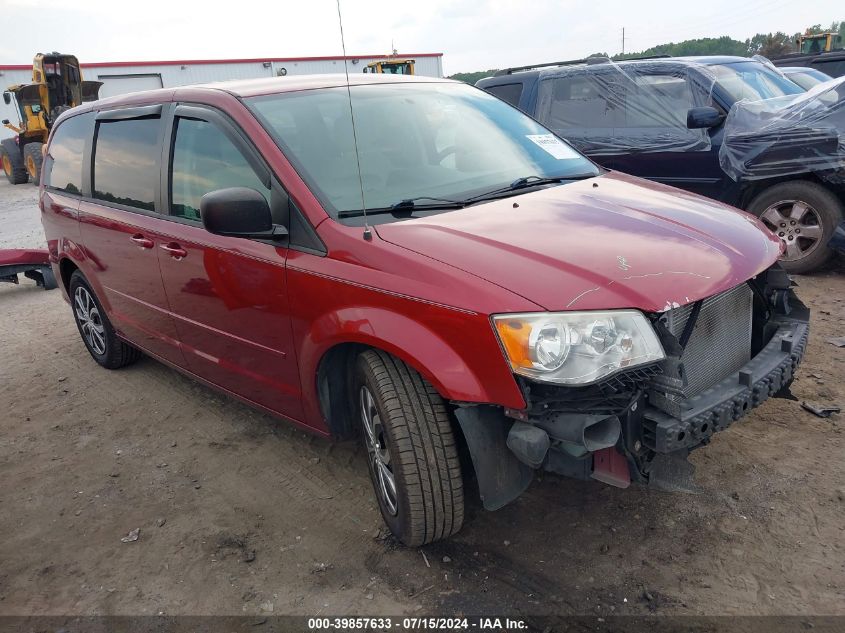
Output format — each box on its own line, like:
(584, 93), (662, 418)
(375, 172), (782, 313)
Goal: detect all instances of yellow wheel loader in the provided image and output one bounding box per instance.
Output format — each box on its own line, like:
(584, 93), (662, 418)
(363, 59), (415, 75)
(796, 32), (843, 54)
(1, 52), (101, 185)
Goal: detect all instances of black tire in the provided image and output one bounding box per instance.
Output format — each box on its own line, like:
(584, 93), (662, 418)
(23, 142), (44, 186)
(747, 180), (844, 274)
(355, 349), (464, 546)
(1, 138), (28, 185)
(68, 270), (142, 369)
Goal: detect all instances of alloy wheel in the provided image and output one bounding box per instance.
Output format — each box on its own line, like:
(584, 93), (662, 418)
(360, 385), (398, 516)
(74, 286), (107, 355)
(759, 199), (824, 262)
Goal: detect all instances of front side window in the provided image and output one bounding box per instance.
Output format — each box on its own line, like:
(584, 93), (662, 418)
(45, 112), (94, 194)
(169, 117), (270, 221)
(247, 82), (598, 222)
(536, 67), (710, 155)
(93, 117), (160, 211)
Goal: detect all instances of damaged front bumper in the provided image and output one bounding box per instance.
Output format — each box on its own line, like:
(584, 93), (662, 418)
(643, 311), (808, 453)
(455, 267), (809, 511)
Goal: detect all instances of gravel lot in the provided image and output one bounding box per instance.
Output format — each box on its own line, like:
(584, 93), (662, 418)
(1, 179), (843, 617)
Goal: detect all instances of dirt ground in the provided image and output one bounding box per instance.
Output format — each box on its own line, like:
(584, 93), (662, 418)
(0, 179), (843, 617)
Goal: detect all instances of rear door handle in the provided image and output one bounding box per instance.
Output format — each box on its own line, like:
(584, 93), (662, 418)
(130, 234), (154, 249)
(160, 242), (188, 260)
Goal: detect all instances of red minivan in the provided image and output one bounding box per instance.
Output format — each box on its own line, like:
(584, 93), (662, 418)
(40, 74), (808, 546)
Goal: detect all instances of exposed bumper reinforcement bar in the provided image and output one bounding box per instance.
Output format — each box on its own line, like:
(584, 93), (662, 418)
(643, 313), (809, 453)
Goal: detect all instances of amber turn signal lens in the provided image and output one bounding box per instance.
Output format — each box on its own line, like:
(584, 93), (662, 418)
(494, 318), (534, 369)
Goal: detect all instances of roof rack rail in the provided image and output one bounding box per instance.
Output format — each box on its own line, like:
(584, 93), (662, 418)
(494, 53), (672, 76)
(494, 57), (597, 76)
(616, 54), (673, 61)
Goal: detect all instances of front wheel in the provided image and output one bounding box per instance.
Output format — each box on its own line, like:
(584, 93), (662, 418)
(355, 350), (464, 546)
(747, 180), (843, 274)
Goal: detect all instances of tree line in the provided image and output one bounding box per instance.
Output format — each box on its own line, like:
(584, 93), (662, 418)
(448, 20), (844, 84)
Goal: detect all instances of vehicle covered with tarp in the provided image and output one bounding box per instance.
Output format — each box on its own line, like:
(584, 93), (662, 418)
(720, 75), (845, 182)
(478, 56), (845, 273)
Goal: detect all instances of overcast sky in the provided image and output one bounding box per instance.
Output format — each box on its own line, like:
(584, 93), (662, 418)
(0, 0), (840, 74)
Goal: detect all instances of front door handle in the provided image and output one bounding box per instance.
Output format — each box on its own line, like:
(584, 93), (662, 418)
(160, 242), (188, 260)
(130, 234), (154, 249)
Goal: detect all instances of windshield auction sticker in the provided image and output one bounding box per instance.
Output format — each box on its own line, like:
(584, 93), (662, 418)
(526, 134), (581, 160)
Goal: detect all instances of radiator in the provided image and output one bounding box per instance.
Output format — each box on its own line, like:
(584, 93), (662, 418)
(662, 283), (753, 398)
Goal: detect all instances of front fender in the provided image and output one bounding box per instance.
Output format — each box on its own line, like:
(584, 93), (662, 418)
(294, 299), (526, 431)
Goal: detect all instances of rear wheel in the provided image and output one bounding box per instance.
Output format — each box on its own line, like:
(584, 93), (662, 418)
(0, 138), (28, 185)
(23, 143), (44, 186)
(69, 270), (142, 369)
(355, 350), (464, 546)
(747, 180), (843, 274)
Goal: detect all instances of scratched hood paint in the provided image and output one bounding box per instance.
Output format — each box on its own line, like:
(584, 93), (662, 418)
(375, 172), (782, 313)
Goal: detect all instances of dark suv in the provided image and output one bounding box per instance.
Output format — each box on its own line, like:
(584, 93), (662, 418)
(478, 56), (845, 273)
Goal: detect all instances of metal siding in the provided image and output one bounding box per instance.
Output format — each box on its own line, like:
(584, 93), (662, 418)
(1, 56), (443, 139)
(1, 69), (35, 139)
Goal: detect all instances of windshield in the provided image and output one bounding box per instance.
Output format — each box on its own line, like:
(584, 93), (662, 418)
(710, 61), (805, 104)
(382, 63), (412, 74)
(785, 68), (832, 90)
(247, 82), (599, 220)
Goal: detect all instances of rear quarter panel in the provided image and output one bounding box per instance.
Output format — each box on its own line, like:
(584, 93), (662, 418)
(40, 188), (83, 301)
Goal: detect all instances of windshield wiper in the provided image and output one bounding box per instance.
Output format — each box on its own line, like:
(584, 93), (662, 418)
(337, 196), (467, 219)
(462, 173), (595, 204)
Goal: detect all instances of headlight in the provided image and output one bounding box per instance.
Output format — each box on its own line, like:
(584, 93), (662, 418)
(492, 310), (664, 385)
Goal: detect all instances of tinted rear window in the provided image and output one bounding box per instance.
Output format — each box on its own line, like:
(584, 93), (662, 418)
(485, 83), (523, 107)
(45, 113), (94, 194)
(93, 117), (161, 211)
(813, 59), (845, 78)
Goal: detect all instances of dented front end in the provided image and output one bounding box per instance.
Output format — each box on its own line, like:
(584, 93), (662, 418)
(455, 264), (809, 510)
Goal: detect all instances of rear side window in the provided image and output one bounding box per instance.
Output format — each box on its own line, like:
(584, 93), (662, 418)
(93, 117), (161, 211)
(169, 117), (270, 221)
(485, 83), (523, 107)
(45, 113), (94, 194)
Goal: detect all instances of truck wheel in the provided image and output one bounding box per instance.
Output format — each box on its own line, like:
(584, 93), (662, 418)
(23, 143), (44, 186)
(69, 270), (142, 369)
(355, 349), (464, 546)
(747, 180), (843, 274)
(1, 138), (28, 185)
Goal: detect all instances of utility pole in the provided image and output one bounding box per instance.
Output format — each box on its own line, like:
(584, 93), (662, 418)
(622, 27), (625, 55)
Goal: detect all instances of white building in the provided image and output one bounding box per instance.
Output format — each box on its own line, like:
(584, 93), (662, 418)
(0, 52), (444, 138)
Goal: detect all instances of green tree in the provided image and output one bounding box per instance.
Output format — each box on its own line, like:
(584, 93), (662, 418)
(448, 19), (843, 79)
(747, 32), (795, 57)
(612, 36), (747, 60)
(448, 69), (499, 84)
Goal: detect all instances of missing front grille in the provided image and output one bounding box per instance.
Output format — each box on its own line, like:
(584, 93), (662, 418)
(659, 284), (753, 399)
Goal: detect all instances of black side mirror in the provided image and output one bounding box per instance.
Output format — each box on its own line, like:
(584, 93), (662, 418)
(2, 92), (10, 105)
(687, 106), (725, 129)
(200, 187), (288, 240)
